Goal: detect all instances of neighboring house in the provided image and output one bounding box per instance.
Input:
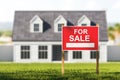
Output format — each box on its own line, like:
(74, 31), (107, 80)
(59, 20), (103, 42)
(13, 11), (108, 62)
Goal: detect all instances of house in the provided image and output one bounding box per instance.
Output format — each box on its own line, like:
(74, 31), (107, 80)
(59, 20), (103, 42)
(13, 11), (108, 62)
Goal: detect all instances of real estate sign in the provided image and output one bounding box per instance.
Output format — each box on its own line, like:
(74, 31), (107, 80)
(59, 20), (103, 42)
(62, 26), (98, 50)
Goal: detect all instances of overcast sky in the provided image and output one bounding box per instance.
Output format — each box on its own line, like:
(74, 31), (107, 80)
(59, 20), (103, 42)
(0, 0), (120, 23)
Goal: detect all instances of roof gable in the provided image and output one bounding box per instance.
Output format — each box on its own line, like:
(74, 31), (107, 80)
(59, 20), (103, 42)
(78, 15), (90, 23)
(54, 15), (66, 23)
(30, 15), (42, 23)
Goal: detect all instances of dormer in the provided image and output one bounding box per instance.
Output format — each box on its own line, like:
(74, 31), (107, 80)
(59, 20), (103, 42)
(54, 15), (67, 32)
(30, 15), (43, 33)
(78, 15), (90, 26)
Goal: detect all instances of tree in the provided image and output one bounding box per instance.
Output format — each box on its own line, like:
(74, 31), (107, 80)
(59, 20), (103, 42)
(4, 31), (12, 37)
(108, 32), (115, 40)
(108, 26), (114, 32)
(108, 26), (115, 40)
(0, 30), (12, 37)
(114, 23), (120, 33)
(0, 31), (3, 37)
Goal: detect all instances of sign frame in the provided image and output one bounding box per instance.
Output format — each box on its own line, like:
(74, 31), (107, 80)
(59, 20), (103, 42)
(62, 26), (99, 51)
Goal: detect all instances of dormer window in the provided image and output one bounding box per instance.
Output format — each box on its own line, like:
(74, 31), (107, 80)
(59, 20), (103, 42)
(54, 15), (67, 32)
(34, 24), (39, 32)
(78, 15), (90, 26)
(81, 23), (87, 26)
(30, 15), (43, 33)
(58, 23), (64, 32)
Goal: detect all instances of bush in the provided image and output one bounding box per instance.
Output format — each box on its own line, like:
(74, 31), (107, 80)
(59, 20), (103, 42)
(0, 31), (3, 37)
(0, 30), (12, 37)
(4, 31), (12, 37)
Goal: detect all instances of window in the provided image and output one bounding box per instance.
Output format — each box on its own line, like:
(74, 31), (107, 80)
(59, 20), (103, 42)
(73, 51), (82, 59)
(30, 15), (43, 33)
(21, 46), (30, 59)
(58, 23), (64, 32)
(90, 51), (99, 59)
(81, 23), (87, 26)
(34, 24), (39, 32)
(54, 15), (67, 32)
(38, 46), (48, 59)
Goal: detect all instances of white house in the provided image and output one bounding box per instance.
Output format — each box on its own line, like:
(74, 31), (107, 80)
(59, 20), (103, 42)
(13, 11), (108, 62)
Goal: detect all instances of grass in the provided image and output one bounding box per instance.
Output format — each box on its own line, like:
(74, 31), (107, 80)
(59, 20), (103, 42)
(0, 62), (120, 80)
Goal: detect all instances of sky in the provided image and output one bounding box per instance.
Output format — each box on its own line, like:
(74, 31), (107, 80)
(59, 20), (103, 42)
(0, 0), (120, 23)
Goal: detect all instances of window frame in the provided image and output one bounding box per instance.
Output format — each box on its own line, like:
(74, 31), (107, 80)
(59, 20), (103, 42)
(33, 23), (40, 32)
(81, 23), (87, 26)
(57, 23), (64, 32)
(21, 46), (30, 59)
(90, 51), (99, 59)
(73, 51), (82, 59)
(38, 46), (48, 59)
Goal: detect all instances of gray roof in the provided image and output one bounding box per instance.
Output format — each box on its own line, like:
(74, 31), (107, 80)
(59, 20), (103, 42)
(13, 11), (108, 41)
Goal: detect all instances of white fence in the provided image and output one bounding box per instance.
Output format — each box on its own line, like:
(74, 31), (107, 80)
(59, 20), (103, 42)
(108, 46), (120, 61)
(0, 46), (13, 61)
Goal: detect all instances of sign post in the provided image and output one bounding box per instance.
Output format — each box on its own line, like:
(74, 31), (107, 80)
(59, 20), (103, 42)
(62, 51), (64, 75)
(96, 24), (99, 74)
(96, 51), (99, 74)
(62, 26), (99, 74)
(62, 24), (64, 75)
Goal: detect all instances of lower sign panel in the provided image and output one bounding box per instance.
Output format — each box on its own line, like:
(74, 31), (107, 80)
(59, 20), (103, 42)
(66, 43), (94, 48)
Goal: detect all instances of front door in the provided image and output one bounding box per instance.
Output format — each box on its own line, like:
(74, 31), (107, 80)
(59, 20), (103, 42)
(52, 45), (68, 61)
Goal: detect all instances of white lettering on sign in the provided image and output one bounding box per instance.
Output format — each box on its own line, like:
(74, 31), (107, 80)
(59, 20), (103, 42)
(74, 29), (88, 34)
(69, 29), (90, 42)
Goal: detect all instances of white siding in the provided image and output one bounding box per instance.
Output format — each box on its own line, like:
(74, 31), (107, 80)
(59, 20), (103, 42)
(13, 42), (107, 62)
(13, 44), (52, 62)
(13, 45), (20, 62)
(83, 51), (91, 62)
(31, 45), (38, 62)
(99, 44), (107, 62)
(68, 51), (72, 62)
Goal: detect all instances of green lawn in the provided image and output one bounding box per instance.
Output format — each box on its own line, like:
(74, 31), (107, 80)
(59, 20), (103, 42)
(0, 62), (120, 80)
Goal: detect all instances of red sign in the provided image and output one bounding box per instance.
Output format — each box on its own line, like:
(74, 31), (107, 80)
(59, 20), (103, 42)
(62, 26), (98, 50)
